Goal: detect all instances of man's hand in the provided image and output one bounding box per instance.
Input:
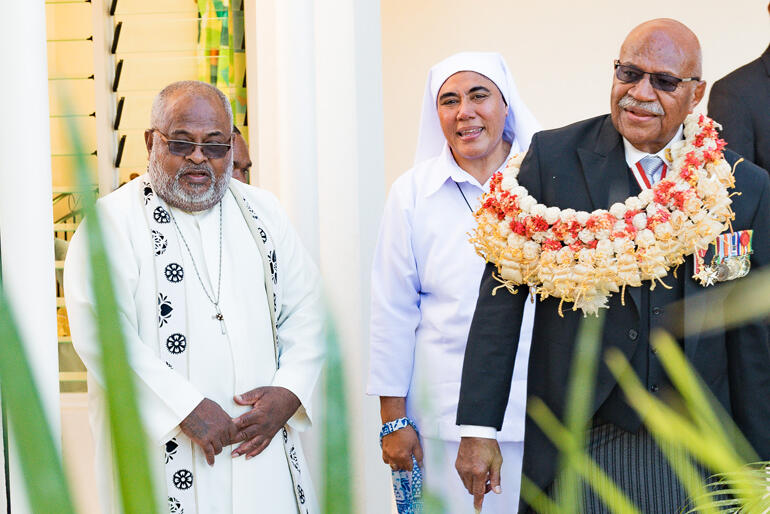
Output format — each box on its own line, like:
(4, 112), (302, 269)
(381, 425), (423, 471)
(180, 398), (238, 466)
(455, 437), (503, 512)
(231, 386), (301, 459)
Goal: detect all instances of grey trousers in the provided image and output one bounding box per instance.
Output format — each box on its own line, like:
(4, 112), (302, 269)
(545, 422), (701, 513)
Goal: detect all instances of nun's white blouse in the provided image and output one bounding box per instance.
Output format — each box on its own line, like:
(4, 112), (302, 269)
(367, 143), (534, 442)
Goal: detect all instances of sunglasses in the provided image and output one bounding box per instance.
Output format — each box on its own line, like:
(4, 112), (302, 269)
(613, 60), (700, 93)
(152, 129), (232, 159)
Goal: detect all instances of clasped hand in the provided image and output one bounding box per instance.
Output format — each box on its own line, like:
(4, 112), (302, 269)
(179, 386), (300, 466)
(381, 425), (423, 471)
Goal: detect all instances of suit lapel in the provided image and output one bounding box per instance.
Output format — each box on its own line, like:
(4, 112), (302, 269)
(577, 117), (642, 316)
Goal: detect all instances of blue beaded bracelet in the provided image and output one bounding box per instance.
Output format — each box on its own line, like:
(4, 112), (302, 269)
(379, 417), (419, 446)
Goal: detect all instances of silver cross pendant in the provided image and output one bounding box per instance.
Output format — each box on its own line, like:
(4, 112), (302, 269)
(213, 307), (226, 335)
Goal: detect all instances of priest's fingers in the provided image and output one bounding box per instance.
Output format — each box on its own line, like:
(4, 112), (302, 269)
(245, 439), (270, 459)
(232, 435), (269, 458)
(203, 443), (216, 466)
(233, 424), (261, 445)
(212, 439), (223, 456)
(234, 387), (267, 406)
(233, 408), (266, 431)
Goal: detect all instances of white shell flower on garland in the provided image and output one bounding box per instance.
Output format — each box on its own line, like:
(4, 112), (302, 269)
(471, 114), (736, 316)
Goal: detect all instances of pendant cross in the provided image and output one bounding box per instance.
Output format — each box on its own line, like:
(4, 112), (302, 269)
(213, 307), (226, 335)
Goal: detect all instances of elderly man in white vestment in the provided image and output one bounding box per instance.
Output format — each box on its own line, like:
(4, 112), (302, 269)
(64, 80), (323, 513)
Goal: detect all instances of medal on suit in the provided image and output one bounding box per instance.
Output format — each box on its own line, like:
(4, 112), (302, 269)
(694, 229), (753, 285)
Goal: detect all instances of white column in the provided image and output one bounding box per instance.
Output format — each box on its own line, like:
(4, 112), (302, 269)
(0, 2), (62, 514)
(246, 0), (320, 260)
(246, 0), (391, 511)
(314, 1), (391, 513)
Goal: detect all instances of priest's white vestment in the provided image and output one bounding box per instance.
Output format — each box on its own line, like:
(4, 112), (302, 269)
(64, 176), (323, 513)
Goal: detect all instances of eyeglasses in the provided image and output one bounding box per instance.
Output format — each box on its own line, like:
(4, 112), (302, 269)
(152, 129), (232, 159)
(613, 60), (700, 93)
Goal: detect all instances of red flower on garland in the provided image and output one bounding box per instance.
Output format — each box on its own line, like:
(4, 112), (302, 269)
(684, 151), (700, 168)
(646, 209), (671, 230)
(525, 215), (549, 237)
(586, 213), (614, 233)
(653, 181), (676, 205)
(543, 239), (562, 251)
(510, 220), (526, 236)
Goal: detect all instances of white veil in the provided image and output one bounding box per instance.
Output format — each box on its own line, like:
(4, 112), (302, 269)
(413, 51), (540, 165)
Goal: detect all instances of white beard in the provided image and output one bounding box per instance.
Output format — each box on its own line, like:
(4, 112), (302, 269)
(147, 144), (233, 212)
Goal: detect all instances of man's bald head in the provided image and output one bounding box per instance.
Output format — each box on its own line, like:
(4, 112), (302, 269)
(610, 19), (706, 154)
(621, 19), (703, 78)
(150, 80), (233, 130)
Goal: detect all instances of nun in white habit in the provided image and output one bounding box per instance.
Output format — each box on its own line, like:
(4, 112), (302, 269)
(368, 52), (539, 512)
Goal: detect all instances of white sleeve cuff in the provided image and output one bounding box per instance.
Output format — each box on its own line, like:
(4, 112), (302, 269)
(459, 425), (498, 439)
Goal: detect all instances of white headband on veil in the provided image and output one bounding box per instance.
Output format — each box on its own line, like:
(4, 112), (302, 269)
(413, 51), (540, 165)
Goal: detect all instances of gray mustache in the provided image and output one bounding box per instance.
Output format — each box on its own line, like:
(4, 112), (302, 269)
(618, 94), (664, 116)
(177, 164), (214, 177)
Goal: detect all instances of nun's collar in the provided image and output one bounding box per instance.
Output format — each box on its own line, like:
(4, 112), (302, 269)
(423, 142), (515, 198)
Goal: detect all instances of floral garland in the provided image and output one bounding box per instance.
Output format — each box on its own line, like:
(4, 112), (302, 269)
(472, 114), (736, 316)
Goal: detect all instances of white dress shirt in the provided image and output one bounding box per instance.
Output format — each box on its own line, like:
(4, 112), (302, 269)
(368, 143), (535, 442)
(623, 125), (683, 176)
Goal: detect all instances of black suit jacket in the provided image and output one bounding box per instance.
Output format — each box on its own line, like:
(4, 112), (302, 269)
(457, 114), (770, 512)
(708, 45), (770, 171)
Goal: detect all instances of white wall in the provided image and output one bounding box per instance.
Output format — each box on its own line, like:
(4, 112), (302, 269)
(382, 0), (770, 187)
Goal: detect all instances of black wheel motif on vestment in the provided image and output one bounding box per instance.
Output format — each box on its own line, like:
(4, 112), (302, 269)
(173, 469), (193, 490)
(165, 263), (184, 283)
(154, 206), (171, 224)
(166, 333), (187, 354)
(297, 484), (305, 504)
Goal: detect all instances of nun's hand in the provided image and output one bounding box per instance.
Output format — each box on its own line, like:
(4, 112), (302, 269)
(381, 425), (423, 471)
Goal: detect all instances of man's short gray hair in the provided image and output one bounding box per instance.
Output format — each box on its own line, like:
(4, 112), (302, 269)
(150, 80), (233, 130)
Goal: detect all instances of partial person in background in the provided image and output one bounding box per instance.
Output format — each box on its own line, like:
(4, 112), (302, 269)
(368, 52), (539, 513)
(232, 125), (252, 184)
(707, 2), (770, 171)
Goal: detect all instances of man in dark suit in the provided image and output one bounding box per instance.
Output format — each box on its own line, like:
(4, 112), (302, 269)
(455, 18), (770, 513)
(707, 3), (770, 171)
